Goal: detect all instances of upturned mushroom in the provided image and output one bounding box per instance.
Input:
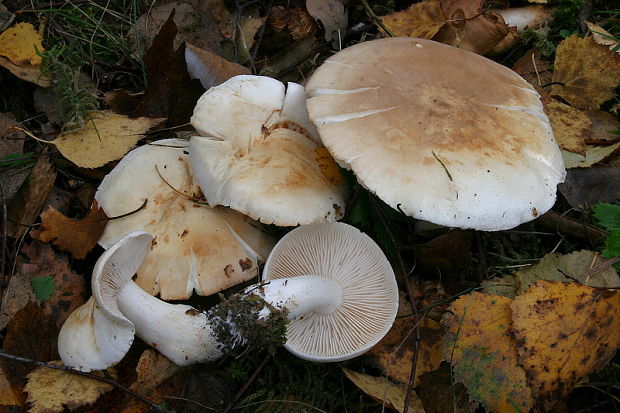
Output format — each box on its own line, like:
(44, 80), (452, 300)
(189, 75), (348, 226)
(95, 138), (274, 300)
(305, 37), (565, 231)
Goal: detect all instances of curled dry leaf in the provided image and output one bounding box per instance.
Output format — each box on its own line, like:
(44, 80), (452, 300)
(51, 111), (165, 169)
(551, 35), (620, 110)
(185, 43), (250, 90)
(31, 201), (108, 260)
(441, 292), (534, 412)
(343, 368), (425, 413)
(511, 280), (620, 410)
(25, 362), (116, 413)
(380, 0), (445, 39)
(546, 100), (590, 155)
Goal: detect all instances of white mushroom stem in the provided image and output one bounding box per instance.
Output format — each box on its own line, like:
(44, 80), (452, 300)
(117, 281), (224, 366)
(250, 275), (343, 320)
(492, 6), (553, 32)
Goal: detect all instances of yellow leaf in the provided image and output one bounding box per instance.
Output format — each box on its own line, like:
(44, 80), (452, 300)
(380, 0), (445, 39)
(24, 362), (116, 413)
(551, 35), (620, 109)
(343, 369), (425, 413)
(546, 100), (590, 155)
(130, 349), (180, 393)
(0, 23), (43, 65)
(51, 111), (164, 168)
(511, 281), (620, 409)
(0, 366), (22, 406)
(442, 292), (534, 413)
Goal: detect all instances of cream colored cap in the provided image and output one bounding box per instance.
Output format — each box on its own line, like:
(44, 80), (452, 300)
(305, 37), (565, 231)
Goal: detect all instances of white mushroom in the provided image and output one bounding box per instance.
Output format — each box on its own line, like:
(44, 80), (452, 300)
(189, 75), (348, 226)
(305, 37), (566, 231)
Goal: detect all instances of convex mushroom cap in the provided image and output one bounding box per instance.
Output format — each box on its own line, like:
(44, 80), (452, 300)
(95, 139), (274, 300)
(305, 37), (566, 231)
(259, 222), (398, 361)
(189, 75), (348, 226)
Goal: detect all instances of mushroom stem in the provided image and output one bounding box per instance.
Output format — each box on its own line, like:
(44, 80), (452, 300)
(491, 6), (553, 32)
(117, 281), (224, 366)
(249, 275), (343, 319)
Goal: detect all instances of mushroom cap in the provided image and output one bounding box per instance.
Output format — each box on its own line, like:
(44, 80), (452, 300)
(305, 37), (566, 231)
(189, 75), (347, 226)
(262, 222), (398, 362)
(95, 139), (274, 300)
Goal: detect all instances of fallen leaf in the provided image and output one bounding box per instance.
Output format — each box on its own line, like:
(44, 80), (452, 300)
(306, 0), (347, 48)
(0, 22), (43, 65)
(562, 141), (620, 169)
(0, 55), (50, 86)
(130, 349), (180, 393)
(49, 111), (164, 168)
(7, 154), (56, 239)
(551, 35), (620, 109)
(0, 112), (30, 201)
(0, 4), (14, 32)
(587, 22), (620, 55)
(416, 363), (477, 413)
(131, 11), (205, 127)
(31, 201), (108, 259)
(380, 0), (445, 39)
(185, 43), (250, 90)
(269, 6), (318, 40)
(585, 109), (620, 144)
(0, 365), (21, 407)
(415, 230), (473, 274)
(546, 100), (589, 155)
(369, 316), (444, 386)
(237, 15), (266, 64)
(441, 292), (534, 412)
(511, 280), (620, 410)
(343, 368), (425, 413)
(512, 49), (552, 103)
(25, 362), (116, 413)
(104, 90), (141, 115)
(559, 165), (620, 208)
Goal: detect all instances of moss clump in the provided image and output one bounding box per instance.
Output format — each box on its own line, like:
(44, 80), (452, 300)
(207, 293), (289, 356)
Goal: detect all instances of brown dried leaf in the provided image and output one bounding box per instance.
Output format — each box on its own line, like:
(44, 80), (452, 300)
(585, 110), (620, 144)
(25, 362), (116, 413)
(559, 165), (620, 208)
(269, 6), (318, 40)
(415, 230), (473, 274)
(587, 22), (620, 55)
(546, 100), (590, 155)
(131, 11), (205, 127)
(442, 292), (534, 412)
(51, 111), (164, 168)
(511, 281), (620, 410)
(551, 35), (620, 109)
(130, 349), (180, 393)
(512, 49), (552, 103)
(416, 364), (477, 413)
(343, 369), (425, 413)
(31, 201), (107, 260)
(185, 43), (250, 90)
(0, 113), (29, 202)
(0, 365), (21, 407)
(380, 0), (445, 39)
(562, 141), (620, 169)
(306, 0), (347, 47)
(7, 154), (56, 239)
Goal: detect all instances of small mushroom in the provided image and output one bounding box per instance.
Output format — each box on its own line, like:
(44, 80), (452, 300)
(189, 75), (348, 226)
(305, 37), (565, 231)
(95, 138), (274, 300)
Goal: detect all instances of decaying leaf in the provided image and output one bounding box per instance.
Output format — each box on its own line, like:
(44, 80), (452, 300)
(269, 6), (318, 40)
(369, 316), (444, 386)
(343, 368), (425, 413)
(587, 22), (620, 55)
(185, 43), (250, 90)
(237, 15), (267, 64)
(512, 49), (552, 103)
(130, 349), (180, 393)
(442, 292), (534, 412)
(585, 109), (620, 144)
(7, 154), (56, 239)
(511, 281), (620, 410)
(0, 22), (50, 86)
(415, 230), (473, 274)
(559, 165), (620, 208)
(50, 111), (164, 168)
(306, 0), (347, 48)
(25, 362), (116, 413)
(562, 141), (620, 169)
(416, 364), (476, 413)
(31, 200), (108, 259)
(380, 0), (445, 39)
(0, 365), (21, 407)
(551, 35), (620, 109)
(546, 100), (590, 155)
(0, 112), (30, 201)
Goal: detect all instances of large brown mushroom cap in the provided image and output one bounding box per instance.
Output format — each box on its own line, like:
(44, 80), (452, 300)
(305, 37), (565, 231)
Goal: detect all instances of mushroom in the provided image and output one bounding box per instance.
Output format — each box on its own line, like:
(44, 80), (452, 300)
(95, 138), (274, 300)
(60, 223), (397, 370)
(189, 75), (348, 226)
(305, 37), (565, 231)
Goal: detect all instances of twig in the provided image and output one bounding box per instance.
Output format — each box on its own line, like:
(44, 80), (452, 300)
(537, 210), (608, 246)
(222, 353), (271, 413)
(0, 351), (173, 412)
(360, 0), (395, 37)
(369, 197), (419, 413)
(106, 199), (148, 221)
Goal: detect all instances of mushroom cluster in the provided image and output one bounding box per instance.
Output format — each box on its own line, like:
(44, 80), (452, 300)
(59, 226), (397, 371)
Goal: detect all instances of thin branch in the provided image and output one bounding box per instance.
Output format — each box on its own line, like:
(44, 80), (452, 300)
(0, 351), (173, 412)
(360, 0), (395, 37)
(222, 353), (271, 413)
